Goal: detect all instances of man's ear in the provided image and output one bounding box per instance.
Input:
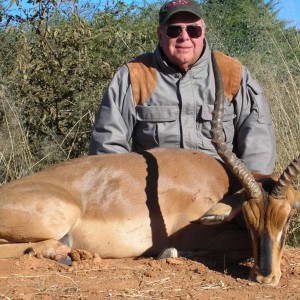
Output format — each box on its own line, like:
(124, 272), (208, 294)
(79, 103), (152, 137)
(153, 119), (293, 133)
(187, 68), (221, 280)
(157, 27), (163, 47)
(157, 27), (162, 39)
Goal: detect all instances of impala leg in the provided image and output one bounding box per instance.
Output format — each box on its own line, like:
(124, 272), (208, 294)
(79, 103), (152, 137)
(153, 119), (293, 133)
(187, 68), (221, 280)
(0, 183), (81, 261)
(0, 239), (71, 260)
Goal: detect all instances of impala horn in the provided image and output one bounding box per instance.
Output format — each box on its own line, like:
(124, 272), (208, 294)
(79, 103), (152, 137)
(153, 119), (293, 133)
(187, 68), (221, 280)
(271, 155), (300, 199)
(210, 52), (262, 199)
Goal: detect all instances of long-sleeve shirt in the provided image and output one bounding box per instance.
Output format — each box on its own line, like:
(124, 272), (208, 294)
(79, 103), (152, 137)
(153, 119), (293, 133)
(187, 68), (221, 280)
(89, 43), (276, 174)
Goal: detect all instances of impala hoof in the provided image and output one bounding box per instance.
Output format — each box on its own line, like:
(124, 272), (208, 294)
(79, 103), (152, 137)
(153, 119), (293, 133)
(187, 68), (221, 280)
(57, 255), (72, 266)
(157, 247), (178, 259)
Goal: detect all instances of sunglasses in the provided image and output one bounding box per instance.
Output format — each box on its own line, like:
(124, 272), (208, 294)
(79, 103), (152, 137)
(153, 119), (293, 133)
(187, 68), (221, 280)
(164, 25), (203, 39)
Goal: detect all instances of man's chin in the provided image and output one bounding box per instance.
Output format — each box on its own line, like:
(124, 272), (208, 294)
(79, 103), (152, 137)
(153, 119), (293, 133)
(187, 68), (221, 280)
(174, 57), (194, 71)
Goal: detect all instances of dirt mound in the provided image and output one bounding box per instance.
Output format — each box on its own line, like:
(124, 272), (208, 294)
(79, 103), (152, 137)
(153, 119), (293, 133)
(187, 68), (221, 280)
(0, 247), (299, 299)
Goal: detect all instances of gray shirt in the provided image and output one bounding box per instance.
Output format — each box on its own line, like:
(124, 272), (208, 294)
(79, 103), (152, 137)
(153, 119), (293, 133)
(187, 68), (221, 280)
(89, 44), (276, 174)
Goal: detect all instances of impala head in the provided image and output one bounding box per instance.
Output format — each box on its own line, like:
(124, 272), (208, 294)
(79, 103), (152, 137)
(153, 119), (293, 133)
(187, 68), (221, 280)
(243, 162), (300, 286)
(210, 52), (300, 286)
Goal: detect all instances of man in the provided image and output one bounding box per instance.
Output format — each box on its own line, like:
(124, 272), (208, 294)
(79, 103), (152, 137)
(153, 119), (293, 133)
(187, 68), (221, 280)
(89, 0), (276, 175)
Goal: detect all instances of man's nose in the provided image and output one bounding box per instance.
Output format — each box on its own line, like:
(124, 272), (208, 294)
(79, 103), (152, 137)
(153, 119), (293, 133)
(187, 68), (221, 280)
(179, 27), (190, 39)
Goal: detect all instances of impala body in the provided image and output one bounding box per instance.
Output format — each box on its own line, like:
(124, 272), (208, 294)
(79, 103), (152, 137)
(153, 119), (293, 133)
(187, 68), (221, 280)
(0, 53), (299, 287)
(0, 148), (249, 258)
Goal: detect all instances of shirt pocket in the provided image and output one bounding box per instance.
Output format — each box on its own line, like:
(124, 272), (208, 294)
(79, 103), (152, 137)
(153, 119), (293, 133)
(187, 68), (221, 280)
(197, 104), (236, 149)
(135, 106), (180, 148)
(247, 80), (272, 125)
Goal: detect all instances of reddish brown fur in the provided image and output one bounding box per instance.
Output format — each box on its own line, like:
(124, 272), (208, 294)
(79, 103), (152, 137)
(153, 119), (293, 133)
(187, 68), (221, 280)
(0, 149), (244, 257)
(242, 182), (300, 286)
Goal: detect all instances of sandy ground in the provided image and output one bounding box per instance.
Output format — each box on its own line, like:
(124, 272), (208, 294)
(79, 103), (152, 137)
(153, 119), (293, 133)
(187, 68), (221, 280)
(0, 247), (299, 300)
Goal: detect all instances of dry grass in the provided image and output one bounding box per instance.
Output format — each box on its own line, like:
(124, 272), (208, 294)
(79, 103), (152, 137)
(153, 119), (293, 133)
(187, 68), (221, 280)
(245, 31), (300, 182)
(0, 85), (34, 183)
(244, 28), (300, 246)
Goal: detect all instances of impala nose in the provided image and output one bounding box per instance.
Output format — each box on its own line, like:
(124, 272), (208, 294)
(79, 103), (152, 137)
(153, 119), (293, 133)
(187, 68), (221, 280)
(254, 271), (281, 286)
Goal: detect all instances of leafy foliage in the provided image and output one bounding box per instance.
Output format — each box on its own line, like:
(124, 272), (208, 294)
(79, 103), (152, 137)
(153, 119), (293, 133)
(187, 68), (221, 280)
(202, 0), (291, 57)
(1, 0), (158, 164)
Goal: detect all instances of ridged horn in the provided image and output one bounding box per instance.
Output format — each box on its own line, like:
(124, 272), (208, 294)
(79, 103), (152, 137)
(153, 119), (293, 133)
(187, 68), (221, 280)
(271, 155), (300, 199)
(210, 52), (262, 199)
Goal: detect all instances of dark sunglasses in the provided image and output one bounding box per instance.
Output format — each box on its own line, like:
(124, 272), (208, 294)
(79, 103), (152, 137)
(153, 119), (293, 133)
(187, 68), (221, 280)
(165, 25), (203, 39)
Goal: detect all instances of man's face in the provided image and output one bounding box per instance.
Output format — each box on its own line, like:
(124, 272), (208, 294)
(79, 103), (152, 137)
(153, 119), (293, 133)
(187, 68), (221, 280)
(158, 12), (205, 72)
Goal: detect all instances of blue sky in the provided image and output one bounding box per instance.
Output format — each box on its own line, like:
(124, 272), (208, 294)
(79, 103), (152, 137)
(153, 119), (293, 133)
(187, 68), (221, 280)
(124, 0), (300, 29)
(276, 0), (300, 28)
(3, 0), (300, 29)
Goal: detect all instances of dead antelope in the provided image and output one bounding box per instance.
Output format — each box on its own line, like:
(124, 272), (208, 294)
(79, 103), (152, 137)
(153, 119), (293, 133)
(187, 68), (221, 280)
(0, 54), (299, 287)
(198, 54), (300, 286)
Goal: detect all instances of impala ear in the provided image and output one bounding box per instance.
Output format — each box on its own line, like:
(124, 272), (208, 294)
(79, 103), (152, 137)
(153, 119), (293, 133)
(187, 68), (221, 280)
(293, 190), (300, 211)
(192, 189), (248, 225)
(193, 203), (238, 225)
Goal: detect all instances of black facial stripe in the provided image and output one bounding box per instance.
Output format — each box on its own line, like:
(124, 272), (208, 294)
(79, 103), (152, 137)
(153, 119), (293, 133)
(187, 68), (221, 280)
(257, 230), (273, 277)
